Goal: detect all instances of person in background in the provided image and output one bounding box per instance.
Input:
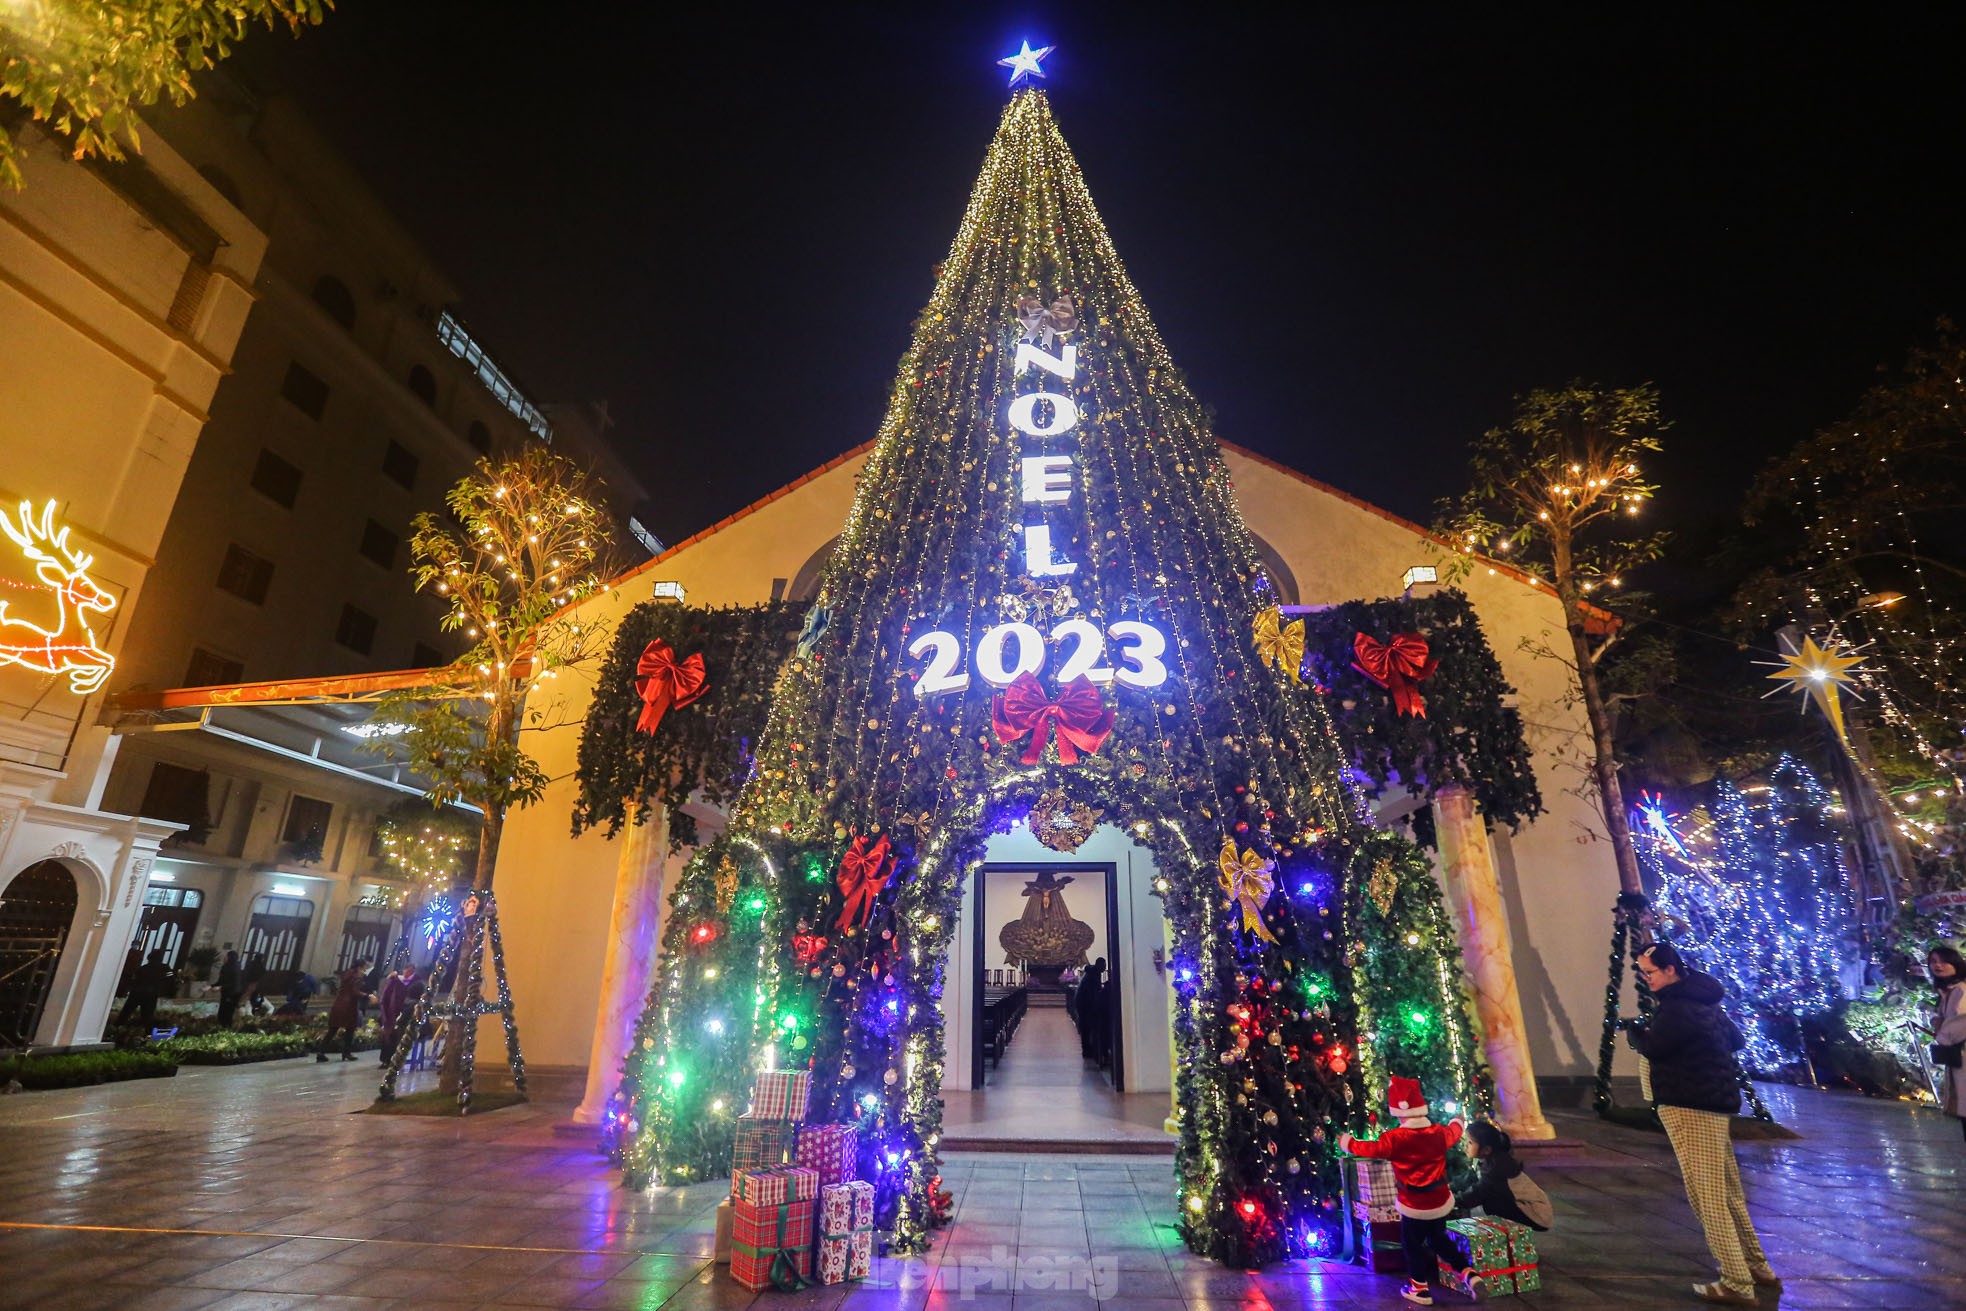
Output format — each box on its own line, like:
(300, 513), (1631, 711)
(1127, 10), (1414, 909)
(1076, 957), (1107, 1061)
(1455, 1119), (1552, 1230)
(1629, 942), (1779, 1306)
(240, 952), (267, 1016)
(215, 949), (243, 1027)
(1927, 944), (1966, 1142)
(378, 963), (419, 1064)
(277, 972), (318, 1017)
(315, 959), (375, 1062)
(116, 951), (174, 1030)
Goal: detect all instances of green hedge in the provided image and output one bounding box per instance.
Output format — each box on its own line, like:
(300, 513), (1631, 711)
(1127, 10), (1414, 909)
(0, 1050), (177, 1089)
(154, 1026), (379, 1065)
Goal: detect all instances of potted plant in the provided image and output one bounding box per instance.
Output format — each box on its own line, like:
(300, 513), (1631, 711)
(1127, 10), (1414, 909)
(181, 945), (220, 997)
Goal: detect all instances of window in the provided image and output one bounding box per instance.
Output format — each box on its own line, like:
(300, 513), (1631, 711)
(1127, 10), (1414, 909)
(279, 361), (329, 420)
(358, 521), (398, 570)
(281, 796), (333, 859)
(311, 275), (356, 331)
(335, 603), (377, 654)
(185, 648), (244, 687)
(250, 449), (302, 508)
(381, 439), (419, 490)
(141, 887), (203, 909)
(138, 762), (213, 844)
(244, 895), (314, 975)
(407, 364), (437, 407)
(411, 642), (446, 669)
(466, 421), (491, 455)
(215, 544), (274, 604)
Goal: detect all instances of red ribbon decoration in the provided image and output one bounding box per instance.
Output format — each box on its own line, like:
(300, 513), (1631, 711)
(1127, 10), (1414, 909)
(835, 834), (893, 932)
(634, 639), (709, 734)
(1351, 631), (1439, 718)
(991, 673), (1115, 765)
(791, 931), (829, 966)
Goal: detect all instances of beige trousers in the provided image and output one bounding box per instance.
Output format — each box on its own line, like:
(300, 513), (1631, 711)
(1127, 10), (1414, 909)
(1657, 1104), (1770, 1296)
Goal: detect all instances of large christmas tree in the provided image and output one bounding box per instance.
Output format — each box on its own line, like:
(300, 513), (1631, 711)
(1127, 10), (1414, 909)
(608, 81), (1485, 1268)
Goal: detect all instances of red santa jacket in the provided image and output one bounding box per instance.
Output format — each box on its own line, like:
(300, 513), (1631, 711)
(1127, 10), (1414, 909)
(1340, 1118), (1464, 1220)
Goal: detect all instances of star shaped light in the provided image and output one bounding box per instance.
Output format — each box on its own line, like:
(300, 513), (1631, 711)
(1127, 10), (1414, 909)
(1762, 633), (1864, 747)
(997, 40), (1054, 87)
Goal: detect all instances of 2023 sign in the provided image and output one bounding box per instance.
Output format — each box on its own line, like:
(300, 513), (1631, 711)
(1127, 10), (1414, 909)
(906, 618), (1170, 695)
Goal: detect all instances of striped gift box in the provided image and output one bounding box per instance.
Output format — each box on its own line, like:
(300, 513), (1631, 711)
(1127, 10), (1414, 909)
(750, 1069), (812, 1121)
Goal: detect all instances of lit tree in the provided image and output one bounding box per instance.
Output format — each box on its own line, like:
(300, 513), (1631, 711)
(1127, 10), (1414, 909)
(372, 446), (613, 1094)
(0, 1), (329, 190)
(1437, 384), (1667, 896)
(373, 797), (477, 913)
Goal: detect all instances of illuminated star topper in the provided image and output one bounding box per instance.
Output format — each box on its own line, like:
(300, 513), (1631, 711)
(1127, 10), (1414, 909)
(997, 40), (1055, 87)
(1761, 632), (1864, 748)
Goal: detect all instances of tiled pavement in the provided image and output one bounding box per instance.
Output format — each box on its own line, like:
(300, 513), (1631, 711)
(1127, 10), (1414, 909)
(0, 1056), (1961, 1309)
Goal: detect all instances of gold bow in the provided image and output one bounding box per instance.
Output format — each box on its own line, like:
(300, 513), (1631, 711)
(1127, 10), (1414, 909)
(1218, 836), (1280, 943)
(1252, 605), (1305, 678)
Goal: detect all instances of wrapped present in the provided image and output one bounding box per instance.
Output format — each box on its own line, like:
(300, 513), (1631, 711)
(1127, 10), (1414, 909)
(735, 1165), (819, 1207)
(731, 1197), (815, 1292)
(796, 1123), (859, 1187)
(713, 1197), (734, 1265)
(817, 1180), (876, 1286)
(751, 1069), (811, 1121)
(818, 1227), (874, 1285)
(734, 1114), (796, 1178)
(1353, 1157), (1399, 1209)
(1439, 1216), (1538, 1297)
(1356, 1218), (1405, 1274)
(1350, 1197), (1398, 1225)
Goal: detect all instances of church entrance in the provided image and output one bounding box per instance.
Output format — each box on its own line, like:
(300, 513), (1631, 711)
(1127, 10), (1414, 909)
(972, 862), (1122, 1090)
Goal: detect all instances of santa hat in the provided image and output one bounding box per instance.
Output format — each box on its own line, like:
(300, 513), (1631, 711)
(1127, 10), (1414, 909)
(1386, 1075), (1429, 1120)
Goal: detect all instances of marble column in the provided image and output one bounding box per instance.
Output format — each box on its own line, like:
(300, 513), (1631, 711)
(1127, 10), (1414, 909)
(1431, 784), (1555, 1140)
(572, 805), (670, 1125)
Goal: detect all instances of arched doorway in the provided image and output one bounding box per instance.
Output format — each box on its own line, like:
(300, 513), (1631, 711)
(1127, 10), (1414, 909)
(0, 861), (80, 1047)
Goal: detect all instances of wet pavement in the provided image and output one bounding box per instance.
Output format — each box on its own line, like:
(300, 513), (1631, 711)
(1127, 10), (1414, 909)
(0, 1056), (1960, 1309)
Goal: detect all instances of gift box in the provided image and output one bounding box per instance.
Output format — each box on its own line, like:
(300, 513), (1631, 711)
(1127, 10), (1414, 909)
(751, 1069), (811, 1121)
(734, 1113), (796, 1179)
(1352, 1157), (1399, 1209)
(1350, 1197), (1398, 1225)
(1357, 1218), (1405, 1274)
(817, 1180), (876, 1286)
(1439, 1216), (1539, 1297)
(818, 1228), (874, 1285)
(731, 1197), (815, 1291)
(713, 1197), (734, 1265)
(735, 1165), (820, 1207)
(796, 1123), (859, 1187)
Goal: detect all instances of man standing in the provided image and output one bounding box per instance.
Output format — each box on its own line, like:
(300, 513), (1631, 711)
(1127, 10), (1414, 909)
(116, 951), (174, 1030)
(316, 958), (375, 1063)
(215, 949), (243, 1027)
(1629, 942), (1781, 1306)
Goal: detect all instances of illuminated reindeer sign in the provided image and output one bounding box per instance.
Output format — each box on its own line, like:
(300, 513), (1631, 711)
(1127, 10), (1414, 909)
(0, 500), (117, 694)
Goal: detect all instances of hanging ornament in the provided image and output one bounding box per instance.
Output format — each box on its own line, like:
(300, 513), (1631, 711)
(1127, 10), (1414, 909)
(796, 603), (832, 658)
(633, 639), (710, 735)
(1366, 857), (1399, 917)
(791, 929), (829, 967)
(992, 673), (1114, 764)
(1217, 836), (1280, 944)
(1350, 631), (1438, 717)
(713, 854), (739, 915)
(1251, 605), (1306, 678)
(834, 833), (894, 931)
(1760, 631), (1864, 750)
(1027, 789), (1104, 852)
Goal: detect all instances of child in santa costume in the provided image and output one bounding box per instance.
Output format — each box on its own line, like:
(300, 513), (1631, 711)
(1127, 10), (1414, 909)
(1338, 1075), (1476, 1306)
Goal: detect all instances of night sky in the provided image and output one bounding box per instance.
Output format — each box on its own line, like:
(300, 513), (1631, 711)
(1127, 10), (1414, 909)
(233, 7), (1966, 562)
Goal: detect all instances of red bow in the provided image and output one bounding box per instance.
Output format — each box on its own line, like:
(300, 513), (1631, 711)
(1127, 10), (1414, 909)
(992, 673), (1114, 765)
(634, 639), (709, 734)
(791, 931), (829, 966)
(1351, 631), (1438, 718)
(835, 834), (893, 931)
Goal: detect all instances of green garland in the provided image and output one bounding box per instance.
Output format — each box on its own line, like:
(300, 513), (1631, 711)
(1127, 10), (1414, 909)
(1299, 590), (1542, 843)
(572, 601), (803, 848)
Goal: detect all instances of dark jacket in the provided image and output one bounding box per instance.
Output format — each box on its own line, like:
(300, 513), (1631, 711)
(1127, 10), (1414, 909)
(1629, 969), (1744, 1114)
(217, 955), (242, 995)
(1457, 1150), (1544, 1230)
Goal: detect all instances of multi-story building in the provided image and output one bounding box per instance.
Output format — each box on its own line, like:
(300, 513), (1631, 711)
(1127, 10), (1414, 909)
(86, 75), (648, 1013)
(0, 119), (266, 1047)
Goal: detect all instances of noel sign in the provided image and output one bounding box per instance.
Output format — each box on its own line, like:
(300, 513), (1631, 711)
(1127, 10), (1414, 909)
(906, 311), (1171, 695)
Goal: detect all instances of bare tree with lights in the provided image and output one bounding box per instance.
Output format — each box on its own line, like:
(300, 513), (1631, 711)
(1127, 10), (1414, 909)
(1436, 383), (1668, 897)
(372, 445), (615, 1101)
(0, 1), (329, 190)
